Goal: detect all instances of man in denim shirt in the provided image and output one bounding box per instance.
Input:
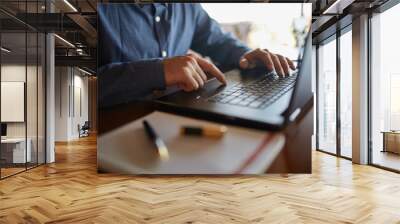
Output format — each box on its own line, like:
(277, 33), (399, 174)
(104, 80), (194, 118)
(98, 3), (295, 107)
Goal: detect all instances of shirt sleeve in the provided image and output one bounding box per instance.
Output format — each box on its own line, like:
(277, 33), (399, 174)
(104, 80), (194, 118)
(190, 4), (251, 71)
(98, 59), (165, 108)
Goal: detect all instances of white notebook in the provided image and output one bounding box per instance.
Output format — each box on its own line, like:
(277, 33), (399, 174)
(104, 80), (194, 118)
(98, 111), (285, 174)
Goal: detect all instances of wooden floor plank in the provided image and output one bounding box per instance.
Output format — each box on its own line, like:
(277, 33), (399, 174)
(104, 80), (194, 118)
(0, 135), (399, 224)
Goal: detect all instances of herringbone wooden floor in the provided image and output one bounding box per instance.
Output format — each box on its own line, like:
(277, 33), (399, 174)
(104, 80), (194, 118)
(1, 135), (399, 224)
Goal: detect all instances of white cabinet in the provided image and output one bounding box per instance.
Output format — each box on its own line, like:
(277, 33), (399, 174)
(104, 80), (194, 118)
(1, 138), (32, 163)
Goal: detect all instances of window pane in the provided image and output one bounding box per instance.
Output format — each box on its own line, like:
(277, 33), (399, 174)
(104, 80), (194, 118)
(1, 31), (28, 177)
(371, 3), (400, 171)
(27, 31), (38, 169)
(318, 38), (337, 154)
(340, 30), (352, 158)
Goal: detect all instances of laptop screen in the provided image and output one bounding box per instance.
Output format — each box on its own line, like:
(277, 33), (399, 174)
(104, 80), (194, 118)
(285, 32), (313, 121)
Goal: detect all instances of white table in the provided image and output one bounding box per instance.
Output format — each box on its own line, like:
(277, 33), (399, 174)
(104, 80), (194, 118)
(1, 138), (32, 163)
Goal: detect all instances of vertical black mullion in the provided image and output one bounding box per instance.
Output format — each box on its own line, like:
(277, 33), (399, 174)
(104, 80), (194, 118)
(24, 0), (28, 171)
(0, 20), (2, 179)
(44, 36), (47, 164)
(336, 27), (341, 157)
(315, 44), (320, 150)
(44, 0), (47, 164)
(367, 11), (373, 165)
(36, 0), (39, 167)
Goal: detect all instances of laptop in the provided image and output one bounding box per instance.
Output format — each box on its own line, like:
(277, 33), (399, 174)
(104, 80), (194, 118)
(154, 33), (312, 130)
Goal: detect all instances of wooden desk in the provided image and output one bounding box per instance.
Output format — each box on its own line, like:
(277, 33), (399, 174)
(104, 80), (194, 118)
(99, 100), (313, 174)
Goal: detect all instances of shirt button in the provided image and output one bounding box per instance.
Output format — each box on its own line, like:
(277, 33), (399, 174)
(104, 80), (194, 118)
(155, 16), (161, 22)
(162, 50), (167, 57)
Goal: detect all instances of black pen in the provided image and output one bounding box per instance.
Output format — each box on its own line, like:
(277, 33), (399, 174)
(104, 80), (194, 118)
(142, 120), (169, 161)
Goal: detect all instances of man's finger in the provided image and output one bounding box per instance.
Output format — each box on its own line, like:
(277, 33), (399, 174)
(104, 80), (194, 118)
(191, 60), (208, 82)
(183, 71), (199, 91)
(271, 54), (284, 77)
(241, 49), (274, 71)
(287, 57), (296, 70)
(194, 56), (227, 85)
(277, 54), (290, 76)
(239, 58), (250, 69)
(190, 65), (205, 88)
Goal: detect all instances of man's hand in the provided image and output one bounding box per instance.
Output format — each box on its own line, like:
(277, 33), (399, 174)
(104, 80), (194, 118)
(239, 49), (296, 77)
(163, 54), (226, 91)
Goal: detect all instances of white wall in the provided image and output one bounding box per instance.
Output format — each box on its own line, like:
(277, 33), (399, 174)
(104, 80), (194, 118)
(72, 73), (89, 138)
(55, 67), (70, 141)
(1, 65), (42, 137)
(54, 67), (89, 141)
(1, 65), (27, 140)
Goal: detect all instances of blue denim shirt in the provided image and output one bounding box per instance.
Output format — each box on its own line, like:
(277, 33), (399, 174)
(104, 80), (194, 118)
(98, 3), (250, 107)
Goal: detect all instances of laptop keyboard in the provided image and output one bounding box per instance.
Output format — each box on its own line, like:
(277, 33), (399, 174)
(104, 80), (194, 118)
(208, 73), (297, 109)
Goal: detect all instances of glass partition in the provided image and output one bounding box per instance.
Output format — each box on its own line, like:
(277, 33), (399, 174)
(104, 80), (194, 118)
(1, 30), (28, 177)
(0, 1), (46, 179)
(317, 37), (337, 155)
(316, 28), (353, 159)
(370, 3), (400, 171)
(339, 29), (352, 158)
(27, 30), (38, 169)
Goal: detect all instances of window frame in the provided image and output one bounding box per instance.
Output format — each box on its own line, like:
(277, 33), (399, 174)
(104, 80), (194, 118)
(367, 0), (400, 173)
(315, 22), (353, 160)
